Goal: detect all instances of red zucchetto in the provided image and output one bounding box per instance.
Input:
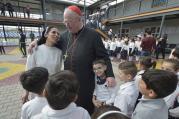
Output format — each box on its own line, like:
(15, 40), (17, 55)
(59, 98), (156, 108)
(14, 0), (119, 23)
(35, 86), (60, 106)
(67, 5), (82, 16)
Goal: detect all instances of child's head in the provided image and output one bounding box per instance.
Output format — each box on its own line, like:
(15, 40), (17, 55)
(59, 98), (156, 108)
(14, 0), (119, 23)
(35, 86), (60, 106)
(170, 46), (179, 59)
(118, 61), (137, 81)
(139, 56), (156, 70)
(93, 59), (107, 77)
(161, 59), (179, 73)
(139, 69), (178, 99)
(44, 70), (79, 110)
(20, 67), (49, 95)
(91, 105), (129, 119)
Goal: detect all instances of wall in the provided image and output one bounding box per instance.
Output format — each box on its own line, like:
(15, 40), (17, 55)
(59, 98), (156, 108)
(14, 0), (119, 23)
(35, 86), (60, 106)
(108, 0), (179, 18)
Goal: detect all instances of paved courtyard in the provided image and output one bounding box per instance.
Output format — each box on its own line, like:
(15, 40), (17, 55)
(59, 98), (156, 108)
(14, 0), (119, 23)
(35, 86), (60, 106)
(0, 46), (121, 119)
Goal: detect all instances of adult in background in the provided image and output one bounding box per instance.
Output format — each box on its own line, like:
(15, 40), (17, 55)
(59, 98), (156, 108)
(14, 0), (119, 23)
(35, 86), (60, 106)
(6, 1), (14, 17)
(140, 30), (156, 56)
(29, 5), (115, 114)
(25, 5), (30, 18)
(0, 2), (5, 16)
(18, 28), (27, 58)
(156, 34), (167, 59)
(0, 39), (5, 54)
(29, 31), (35, 42)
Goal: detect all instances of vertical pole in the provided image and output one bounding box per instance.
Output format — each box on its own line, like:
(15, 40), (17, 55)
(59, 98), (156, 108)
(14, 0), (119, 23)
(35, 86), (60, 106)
(2, 24), (7, 41)
(159, 15), (166, 37)
(120, 21), (123, 38)
(122, 0), (125, 16)
(41, 0), (46, 29)
(114, 0), (117, 16)
(84, 0), (86, 25)
(139, 0), (142, 13)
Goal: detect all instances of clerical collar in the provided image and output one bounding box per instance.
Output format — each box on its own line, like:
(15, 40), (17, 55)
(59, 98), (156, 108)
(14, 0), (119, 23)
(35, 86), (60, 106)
(72, 26), (84, 36)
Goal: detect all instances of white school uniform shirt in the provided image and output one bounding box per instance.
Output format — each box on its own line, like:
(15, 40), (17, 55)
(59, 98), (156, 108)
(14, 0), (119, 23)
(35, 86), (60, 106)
(132, 97), (168, 119)
(121, 44), (129, 54)
(103, 40), (109, 49)
(128, 42), (135, 52)
(109, 41), (117, 51)
(116, 40), (122, 48)
(93, 77), (117, 105)
(26, 44), (63, 75)
(170, 107), (179, 117)
(21, 96), (47, 119)
(114, 81), (139, 117)
(134, 70), (145, 91)
(32, 102), (91, 119)
(164, 72), (179, 108)
(135, 40), (142, 51)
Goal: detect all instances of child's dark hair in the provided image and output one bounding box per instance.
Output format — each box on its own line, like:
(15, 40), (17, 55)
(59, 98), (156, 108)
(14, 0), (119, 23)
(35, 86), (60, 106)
(93, 59), (107, 66)
(91, 105), (129, 119)
(37, 26), (56, 45)
(172, 46), (179, 59)
(118, 61), (137, 78)
(45, 70), (80, 110)
(142, 69), (178, 98)
(163, 59), (179, 72)
(20, 67), (49, 95)
(139, 56), (156, 69)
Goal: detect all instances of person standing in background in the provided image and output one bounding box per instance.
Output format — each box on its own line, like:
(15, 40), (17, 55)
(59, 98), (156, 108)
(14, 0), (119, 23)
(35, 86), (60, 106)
(18, 28), (27, 58)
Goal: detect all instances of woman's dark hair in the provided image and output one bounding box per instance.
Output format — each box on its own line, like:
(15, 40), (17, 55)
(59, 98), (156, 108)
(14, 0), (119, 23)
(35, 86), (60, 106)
(37, 26), (56, 45)
(142, 69), (178, 98)
(45, 70), (80, 110)
(139, 56), (156, 69)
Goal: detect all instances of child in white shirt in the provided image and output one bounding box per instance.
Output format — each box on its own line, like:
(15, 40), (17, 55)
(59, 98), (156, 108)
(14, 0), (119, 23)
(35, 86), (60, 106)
(20, 67), (48, 119)
(132, 69), (178, 119)
(32, 70), (90, 119)
(161, 59), (179, 109)
(92, 59), (116, 108)
(135, 56), (156, 90)
(114, 61), (139, 117)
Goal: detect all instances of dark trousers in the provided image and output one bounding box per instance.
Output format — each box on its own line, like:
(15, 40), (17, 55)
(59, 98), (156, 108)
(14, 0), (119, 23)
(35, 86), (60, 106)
(156, 48), (165, 59)
(8, 10), (13, 17)
(19, 43), (26, 56)
(0, 45), (5, 54)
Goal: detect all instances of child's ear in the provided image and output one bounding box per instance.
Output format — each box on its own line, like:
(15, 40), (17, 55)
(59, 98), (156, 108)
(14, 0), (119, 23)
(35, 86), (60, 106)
(73, 95), (78, 102)
(43, 89), (47, 97)
(127, 74), (133, 80)
(148, 89), (157, 98)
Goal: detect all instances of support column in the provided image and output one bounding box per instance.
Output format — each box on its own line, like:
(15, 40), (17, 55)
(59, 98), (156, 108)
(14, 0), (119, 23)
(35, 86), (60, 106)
(2, 24), (7, 41)
(120, 21), (123, 38)
(159, 15), (166, 37)
(41, 0), (46, 29)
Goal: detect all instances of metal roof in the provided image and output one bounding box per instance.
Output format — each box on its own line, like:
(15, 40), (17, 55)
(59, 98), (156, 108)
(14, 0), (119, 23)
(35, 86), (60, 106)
(54, 0), (100, 6)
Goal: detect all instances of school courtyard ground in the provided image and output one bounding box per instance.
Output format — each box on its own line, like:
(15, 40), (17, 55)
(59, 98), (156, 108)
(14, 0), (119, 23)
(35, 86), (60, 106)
(0, 46), (163, 119)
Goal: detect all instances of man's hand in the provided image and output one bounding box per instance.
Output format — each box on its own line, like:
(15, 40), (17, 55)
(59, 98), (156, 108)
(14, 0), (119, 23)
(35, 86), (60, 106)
(92, 99), (103, 108)
(106, 77), (116, 87)
(27, 40), (37, 54)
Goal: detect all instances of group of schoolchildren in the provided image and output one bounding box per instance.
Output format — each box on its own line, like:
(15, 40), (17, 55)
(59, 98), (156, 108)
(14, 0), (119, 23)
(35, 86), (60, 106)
(19, 47), (179, 119)
(103, 35), (142, 62)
